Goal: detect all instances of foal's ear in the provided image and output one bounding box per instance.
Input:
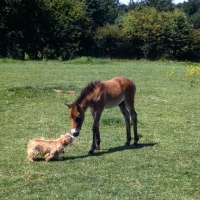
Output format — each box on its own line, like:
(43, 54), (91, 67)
(65, 103), (72, 108)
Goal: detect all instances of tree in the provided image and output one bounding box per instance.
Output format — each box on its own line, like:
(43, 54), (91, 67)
(83, 0), (119, 27)
(0, 0), (53, 59)
(122, 7), (162, 59)
(159, 10), (192, 60)
(0, 0), (9, 57)
(177, 0), (200, 17)
(135, 0), (175, 12)
(44, 0), (90, 59)
(0, 0), (90, 60)
(94, 24), (125, 58)
(189, 8), (200, 28)
(122, 7), (192, 60)
(187, 29), (200, 61)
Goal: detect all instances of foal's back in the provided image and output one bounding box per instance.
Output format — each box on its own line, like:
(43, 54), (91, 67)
(100, 76), (136, 108)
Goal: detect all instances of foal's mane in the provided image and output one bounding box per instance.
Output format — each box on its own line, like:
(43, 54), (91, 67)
(72, 80), (101, 106)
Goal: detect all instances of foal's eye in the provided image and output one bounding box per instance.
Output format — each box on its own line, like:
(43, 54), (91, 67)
(76, 116), (81, 122)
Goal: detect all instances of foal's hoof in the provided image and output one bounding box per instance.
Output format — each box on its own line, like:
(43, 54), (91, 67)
(88, 150), (94, 156)
(133, 141), (138, 146)
(95, 146), (100, 150)
(124, 142), (130, 146)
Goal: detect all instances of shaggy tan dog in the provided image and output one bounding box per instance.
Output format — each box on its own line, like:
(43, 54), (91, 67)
(27, 134), (74, 162)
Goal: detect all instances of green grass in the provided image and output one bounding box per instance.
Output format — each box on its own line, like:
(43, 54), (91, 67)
(0, 58), (199, 199)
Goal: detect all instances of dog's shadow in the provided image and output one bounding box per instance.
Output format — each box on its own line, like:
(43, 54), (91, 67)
(63, 143), (157, 161)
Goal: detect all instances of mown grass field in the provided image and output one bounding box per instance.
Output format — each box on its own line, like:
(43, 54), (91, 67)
(0, 58), (199, 199)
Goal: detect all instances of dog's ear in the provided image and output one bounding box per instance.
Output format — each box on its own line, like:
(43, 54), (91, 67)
(62, 138), (69, 145)
(62, 135), (73, 145)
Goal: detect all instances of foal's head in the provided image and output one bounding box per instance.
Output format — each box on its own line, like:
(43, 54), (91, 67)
(65, 104), (85, 137)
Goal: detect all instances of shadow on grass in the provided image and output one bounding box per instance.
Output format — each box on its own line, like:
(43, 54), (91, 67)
(64, 143), (157, 160)
(31, 143), (157, 162)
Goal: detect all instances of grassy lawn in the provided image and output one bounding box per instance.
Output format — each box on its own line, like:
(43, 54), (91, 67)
(0, 58), (199, 199)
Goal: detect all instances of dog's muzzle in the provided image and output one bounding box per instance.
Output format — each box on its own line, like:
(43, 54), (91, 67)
(71, 129), (80, 137)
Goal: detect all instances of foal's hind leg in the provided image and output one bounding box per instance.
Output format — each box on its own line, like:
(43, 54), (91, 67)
(130, 109), (139, 145)
(119, 101), (131, 146)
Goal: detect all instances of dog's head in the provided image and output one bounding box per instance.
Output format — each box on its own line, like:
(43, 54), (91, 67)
(60, 133), (74, 146)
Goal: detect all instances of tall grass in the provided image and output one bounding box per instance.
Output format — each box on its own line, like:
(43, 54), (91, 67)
(0, 58), (199, 199)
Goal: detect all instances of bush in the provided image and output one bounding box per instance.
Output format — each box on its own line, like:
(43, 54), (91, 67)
(185, 65), (200, 86)
(187, 29), (200, 61)
(94, 24), (125, 58)
(122, 8), (193, 60)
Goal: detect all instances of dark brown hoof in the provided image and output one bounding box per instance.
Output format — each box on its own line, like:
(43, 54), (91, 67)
(124, 142), (130, 146)
(95, 146), (100, 150)
(133, 141), (138, 146)
(88, 150), (94, 156)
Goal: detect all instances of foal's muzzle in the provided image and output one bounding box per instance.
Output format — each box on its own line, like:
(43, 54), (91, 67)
(71, 129), (80, 137)
(72, 132), (79, 137)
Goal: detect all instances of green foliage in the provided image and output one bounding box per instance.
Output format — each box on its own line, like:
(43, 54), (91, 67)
(166, 64), (200, 86)
(122, 7), (160, 59)
(0, 0), (89, 60)
(40, 0), (90, 60)
(177, 0), (200, 29)
(67, 56), (112, 64)
(178, 0), (200, 17)
(94, 24), (125, 58)
(159, 9), (192, 59)
(189, 8), (200, 28)
(84, 0), (119, 27)
(0, 0), (52, 59)
(122, 8), (193, 60)
(1, 0), (200, 60)
(166, 66), (175, 79)
(122, 7), (158, 40)
(187, 29), (200, 61)
(140, 0), (175, 12)
(185, 65), (200, 86)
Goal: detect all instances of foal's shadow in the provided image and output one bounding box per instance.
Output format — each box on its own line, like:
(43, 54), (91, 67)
(64, 143), (157, 160)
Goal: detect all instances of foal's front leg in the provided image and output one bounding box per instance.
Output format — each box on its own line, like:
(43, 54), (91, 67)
(90, 109), (100, 150)
(88, 109), (102, 155)
(95, 122), (100, 150)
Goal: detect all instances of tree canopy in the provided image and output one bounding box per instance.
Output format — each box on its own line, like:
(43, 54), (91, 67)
(0, 0), (200, 61)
